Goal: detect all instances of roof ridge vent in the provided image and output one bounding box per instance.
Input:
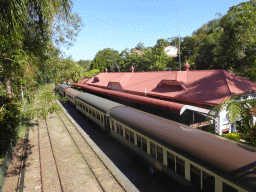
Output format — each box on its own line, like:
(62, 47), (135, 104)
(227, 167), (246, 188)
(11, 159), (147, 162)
(157, 79), (185, 91)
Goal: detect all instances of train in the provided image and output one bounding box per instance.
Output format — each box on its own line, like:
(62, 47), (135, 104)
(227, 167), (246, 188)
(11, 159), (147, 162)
(57, 83), (256, 192)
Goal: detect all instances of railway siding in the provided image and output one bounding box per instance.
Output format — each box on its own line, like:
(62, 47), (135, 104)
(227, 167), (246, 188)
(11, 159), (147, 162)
(38, 118), (63, 192)
(56, 101), (139, 192)
(46, 114), (103, 192)
(2, 100), (138, 192)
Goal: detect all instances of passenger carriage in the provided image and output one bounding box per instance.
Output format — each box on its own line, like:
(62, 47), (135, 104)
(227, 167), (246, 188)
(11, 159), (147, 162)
(75, 91), (123, 131)
(109, 106), (256, 192)
(65, 88), (81, 105)
(58, 84), (71, 97)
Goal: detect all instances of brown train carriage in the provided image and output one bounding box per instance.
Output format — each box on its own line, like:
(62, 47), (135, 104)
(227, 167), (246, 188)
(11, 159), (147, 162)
(58, 84), (71, 97)
(109, 106), (256, 192)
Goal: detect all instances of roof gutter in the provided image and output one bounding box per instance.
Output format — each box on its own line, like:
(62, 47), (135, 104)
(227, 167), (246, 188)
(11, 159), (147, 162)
(180, 105), (210, 115)
(72, 83), (185, 115)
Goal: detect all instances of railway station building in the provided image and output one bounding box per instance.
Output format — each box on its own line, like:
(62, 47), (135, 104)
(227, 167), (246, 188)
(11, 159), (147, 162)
(73, 62), (256, 135)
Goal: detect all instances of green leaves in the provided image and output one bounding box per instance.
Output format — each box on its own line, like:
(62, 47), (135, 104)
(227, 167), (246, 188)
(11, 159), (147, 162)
(91, 48), (121, 72)
(25, 84), (61, 120)
(209, 97), (256, 135)
(226, 101), (243, 124)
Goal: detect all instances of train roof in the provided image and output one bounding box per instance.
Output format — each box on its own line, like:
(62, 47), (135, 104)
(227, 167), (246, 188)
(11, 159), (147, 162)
(76, 92), (123, 114)
(58, 83), (71, 89)
(109, 106), (256, 191)
(65, 88), (81, 96)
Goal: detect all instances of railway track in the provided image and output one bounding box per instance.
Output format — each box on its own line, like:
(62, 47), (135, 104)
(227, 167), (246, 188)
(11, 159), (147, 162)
(8, 100), (134, 192)
(37, 118), (64, 192)
(55, 106), (126, 192)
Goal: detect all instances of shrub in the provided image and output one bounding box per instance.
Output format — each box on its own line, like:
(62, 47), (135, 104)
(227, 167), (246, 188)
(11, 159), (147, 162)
(0, 99), (21, 156)
(221, 133), (241, 142)
(249, 125), (256, 147)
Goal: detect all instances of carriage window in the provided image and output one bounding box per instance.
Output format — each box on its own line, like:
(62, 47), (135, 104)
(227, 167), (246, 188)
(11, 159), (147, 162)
(125, 129), (130, 140)
(142, 137), (147, 153)
(190, 164), (201, 190)
(101, 114), (103, 122)
(120, 126), (123, 137)
(111, 120), (115, 130)
(130, 131), (134, 144)
(167, 151), (175, 171)
(83, 105), (85, 110)
(223, 182), (238, 192)
(176, 157), (185, 177)
(150, 142), (156, 158)
(100, 114), (102, 122)
(137, 135), (142, 149)
(116, 123), (120, 134)
(157, 146), (163, 163)
(202, 171), (215, 192)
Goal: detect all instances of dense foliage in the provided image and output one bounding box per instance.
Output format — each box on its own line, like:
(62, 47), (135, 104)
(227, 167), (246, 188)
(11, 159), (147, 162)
(180, 1), (256, 82)
(0, 0), (83, 156)
(91, 39), (177, 72)
(209, 97), (256, 146)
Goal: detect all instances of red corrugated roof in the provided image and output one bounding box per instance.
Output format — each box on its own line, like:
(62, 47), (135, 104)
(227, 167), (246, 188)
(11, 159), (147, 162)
(79, 78), (90, 84)
(77, 70), (256, 106)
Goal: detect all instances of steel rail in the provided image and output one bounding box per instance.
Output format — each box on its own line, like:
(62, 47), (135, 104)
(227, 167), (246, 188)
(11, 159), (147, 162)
(44, 119), (64, 192)
(56, 107), (127, 192)
(37, 118), (43, 192)
(56, 110), (107, 192)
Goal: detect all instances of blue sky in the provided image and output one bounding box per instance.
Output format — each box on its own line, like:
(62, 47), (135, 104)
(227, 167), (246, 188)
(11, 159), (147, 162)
(61, 0), (247, 61)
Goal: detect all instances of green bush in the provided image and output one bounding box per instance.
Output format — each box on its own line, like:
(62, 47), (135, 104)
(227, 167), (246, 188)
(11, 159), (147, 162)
(0, 99), (21, 156)
(83, 69), (100, 78)
(221, 133), (241, 142)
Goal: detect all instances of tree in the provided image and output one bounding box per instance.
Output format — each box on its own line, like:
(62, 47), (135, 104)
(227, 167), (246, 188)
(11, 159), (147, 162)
(135, 42), (145, 51)
(0, 0), (83, 155)
(25, 85), (61, 120)
(213, 0), (256, 81)
(77, 60), (91, 71)
(91, 48), (121, 72)
(166, 37), (180, 48)
(151, 39), (174, 71)
(209, 97), (256, 145)
(52, 12), (83, 48)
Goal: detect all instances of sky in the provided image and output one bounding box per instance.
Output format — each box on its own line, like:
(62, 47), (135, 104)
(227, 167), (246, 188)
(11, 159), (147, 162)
(61, 0), (247, 61)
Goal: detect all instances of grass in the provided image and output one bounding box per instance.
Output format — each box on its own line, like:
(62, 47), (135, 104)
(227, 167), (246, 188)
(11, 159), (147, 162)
(18, 125), (27, 139)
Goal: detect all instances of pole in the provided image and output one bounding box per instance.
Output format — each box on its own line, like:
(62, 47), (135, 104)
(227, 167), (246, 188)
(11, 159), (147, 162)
(178, 4), (181, 71)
